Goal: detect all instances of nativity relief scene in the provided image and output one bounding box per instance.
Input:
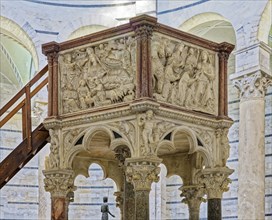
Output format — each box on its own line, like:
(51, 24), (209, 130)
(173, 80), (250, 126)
(152, 34), (217, 115)
(40, 15), (235, 220)
(59, 36), (136, 114)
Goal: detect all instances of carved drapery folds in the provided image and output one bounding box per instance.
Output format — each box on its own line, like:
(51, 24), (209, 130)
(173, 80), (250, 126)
(197, 168), (233, 199)
(234, 71), (272, 100)
(125, 160), (161, 191)
(152, 34), (218, 115)
(216, 128), (230, 166)
(59, 36), (136, 114)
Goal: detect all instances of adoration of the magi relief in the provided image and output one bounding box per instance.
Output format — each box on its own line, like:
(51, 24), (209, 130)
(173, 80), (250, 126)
(152, 34), (218, 115)
(59, 36), (136, 114)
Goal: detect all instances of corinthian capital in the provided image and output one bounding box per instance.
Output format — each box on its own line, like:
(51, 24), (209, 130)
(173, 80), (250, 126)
(197, 167), (233, 199)
(125, 158), (161, 191)
(43, 170), (75, 198)
(180, 185), (206, 208)
(234, 71), (272, 100)
(134, 25), (154, 39)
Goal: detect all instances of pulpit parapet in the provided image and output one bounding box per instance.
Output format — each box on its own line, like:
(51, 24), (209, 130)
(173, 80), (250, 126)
(42, 15), (234, 120)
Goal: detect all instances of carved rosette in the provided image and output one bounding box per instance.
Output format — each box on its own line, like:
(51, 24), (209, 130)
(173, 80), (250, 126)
(197, 168), (233, 199)
(43, 170), (76, 198)
(234, 71), (272, 100)
(125, 160), (161, 191)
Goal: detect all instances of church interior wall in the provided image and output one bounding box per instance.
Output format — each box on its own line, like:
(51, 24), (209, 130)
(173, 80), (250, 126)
(0, 0), (271, 219)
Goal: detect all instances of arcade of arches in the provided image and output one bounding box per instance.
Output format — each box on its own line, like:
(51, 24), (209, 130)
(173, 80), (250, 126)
(0, 1), (271, 220)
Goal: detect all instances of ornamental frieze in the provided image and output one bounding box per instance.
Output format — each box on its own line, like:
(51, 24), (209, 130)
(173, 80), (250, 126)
(151, 34), (218, 115)
(59, 35), (136, 114)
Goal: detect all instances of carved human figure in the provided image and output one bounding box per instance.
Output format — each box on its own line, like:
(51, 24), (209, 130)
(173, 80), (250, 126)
(101, 197), (115, 220)
(77, 79), (90, 109)
(159, 43), (185, 100)
(86, 47), (106, 78)
(138, 110), (158, 155)
(48, 129), (59, 169)
(59, 54), (75, 89)
(63, 83), (79, 113)
(194, 50), (215, 110)
(91, 77), (107, 106)
(60, 36), (136, 113)
(152, 41), (165, 93)
(178, 47), (199, 107)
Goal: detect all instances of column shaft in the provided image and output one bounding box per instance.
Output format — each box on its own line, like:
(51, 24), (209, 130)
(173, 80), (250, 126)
(51, 197), (69, 220)
(188, 206), (200, 220)
(124, 181), (135, 220)
(208, 199), (221, 220)
(135, 190), (150, 220)
(238, 99), (265, 219)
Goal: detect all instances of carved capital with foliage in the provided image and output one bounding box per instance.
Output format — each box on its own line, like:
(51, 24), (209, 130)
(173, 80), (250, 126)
(180, 185), (206, 209)
(125, 158), (161, 191)
(43, 170), (76, 198)
(234, 71), (272, 100)
(197, 167), (233, 199)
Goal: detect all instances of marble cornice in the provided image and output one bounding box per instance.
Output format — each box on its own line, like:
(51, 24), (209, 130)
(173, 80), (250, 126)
(43, 100), (233, 130)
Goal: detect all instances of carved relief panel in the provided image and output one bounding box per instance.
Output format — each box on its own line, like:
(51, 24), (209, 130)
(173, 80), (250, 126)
(151, 33), (218, 115)
(59, 35), (136, 114)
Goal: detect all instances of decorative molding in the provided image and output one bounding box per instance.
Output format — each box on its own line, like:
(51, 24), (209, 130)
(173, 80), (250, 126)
(43, 101), (233, 130)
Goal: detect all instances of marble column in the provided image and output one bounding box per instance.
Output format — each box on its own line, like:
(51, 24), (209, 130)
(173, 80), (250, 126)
(180, 185), (206, 220)
(123, 180), (135, 220)
(197, 167), (233, 220)
(208, 199), (221, 220)
(43, 170), (75, 220)
(234, 71), (272, 219)
(125, 159), (161, 220)
(114, 147), (135, 220)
